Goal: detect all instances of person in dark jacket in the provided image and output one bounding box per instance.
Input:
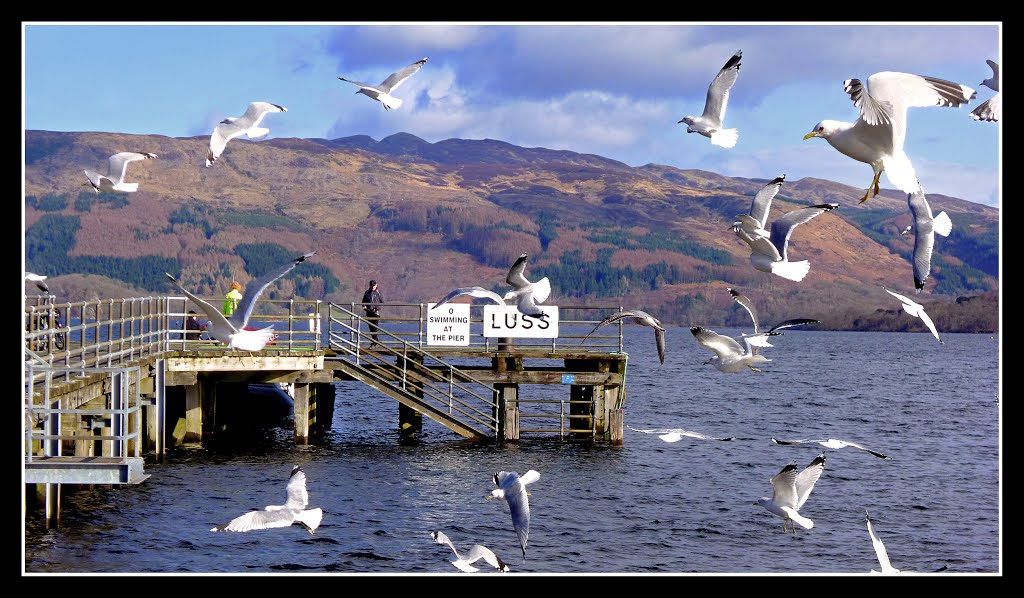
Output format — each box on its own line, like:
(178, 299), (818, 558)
(185, 310), (207, 340)
(361, 280), (384, 346)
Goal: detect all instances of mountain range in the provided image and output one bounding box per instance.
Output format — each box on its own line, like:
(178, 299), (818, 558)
(23, 130), (999, 333)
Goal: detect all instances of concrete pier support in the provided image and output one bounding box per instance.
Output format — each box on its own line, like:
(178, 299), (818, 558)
(184, 375), (219, 444)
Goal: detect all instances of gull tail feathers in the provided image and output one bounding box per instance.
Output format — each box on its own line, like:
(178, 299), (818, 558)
(710, 128), (738, 148)
(231, 326), (276, 351)
(296, 508), (323, 534)
(781, 506), (814, 529)
(771, 260), (811, 282)
(380, 94), (403, 110)
(933, 211), (952, 237)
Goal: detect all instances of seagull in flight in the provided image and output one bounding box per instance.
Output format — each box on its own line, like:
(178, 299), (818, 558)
(771, 437), (891, 460)
(210, 465), (323, 534)
(690, 326), (771, 373)
(430, 531), (510, 572)
(882, 286), (943, 344)
(206, 101), (287, 167)
(905, 186), (952, 293)
(83, 152), (157, 193)
(166, 251), (315, 351)
(490, 470), (540, 558)
(503, 253), (551, 319)
(754, 454), (826, 533)
(431, 286), (506, 311)
(866, 511), (901, 573)
(969, 59), (999, 122)
(627, 425), (735, 442)
(25, 272), (50, 293)
(727, 287), (820, 350)
(732, 204), (840, 283)
(678, 50), (742, 148)
(803, 71), (976, 203)
(582, 310), (666, 365)
(338, 57), (428, 111)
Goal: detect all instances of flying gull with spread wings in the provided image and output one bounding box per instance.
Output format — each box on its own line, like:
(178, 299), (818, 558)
(754, 454), (826, 533)
(206, 101), (287, 167)
(678, 50), (742, 148)
(338, 57), (428, 111)
(804, 71), (976, 203)
(582, 309), (666, 364)
(430, 530), (510, 572)
(166, 251), (315, 351)
(210, 465), (323, 534)
(83, 152), (157, 193)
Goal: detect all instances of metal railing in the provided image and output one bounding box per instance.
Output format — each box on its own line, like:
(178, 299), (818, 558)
(327, 304), (501, 436)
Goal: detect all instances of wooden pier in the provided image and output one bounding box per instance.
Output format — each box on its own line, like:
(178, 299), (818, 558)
(24, 296), (630, 524)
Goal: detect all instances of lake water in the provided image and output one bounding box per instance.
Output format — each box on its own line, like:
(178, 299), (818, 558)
(22, 328), (1001, 576)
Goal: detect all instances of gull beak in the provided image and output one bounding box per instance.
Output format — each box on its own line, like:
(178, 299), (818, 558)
(802, 131), (819, 140)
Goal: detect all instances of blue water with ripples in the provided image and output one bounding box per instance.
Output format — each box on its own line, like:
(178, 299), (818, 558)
(23, 328), (1001, 575)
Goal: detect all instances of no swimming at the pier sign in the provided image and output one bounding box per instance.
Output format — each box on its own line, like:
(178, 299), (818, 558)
(427, 303), (471, 346)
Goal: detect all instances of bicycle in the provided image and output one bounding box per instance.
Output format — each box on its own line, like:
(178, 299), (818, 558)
(32, 309), (66, 352)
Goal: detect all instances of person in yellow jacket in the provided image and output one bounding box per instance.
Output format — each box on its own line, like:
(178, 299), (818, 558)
(223, 281), (243, 316)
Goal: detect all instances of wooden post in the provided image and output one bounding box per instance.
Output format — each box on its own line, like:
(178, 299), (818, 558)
(399, 403), (423, 442)
(183, 376), (210, 444)
(311, 383), (336, 437)
(609, 408), (624, 445)
(293, 383), (310, 445)
(499, 384), (519, 442)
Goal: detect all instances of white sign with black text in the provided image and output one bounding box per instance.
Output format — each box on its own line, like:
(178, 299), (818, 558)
(426, 303), (471, 346)
(482, 305), (559, 338)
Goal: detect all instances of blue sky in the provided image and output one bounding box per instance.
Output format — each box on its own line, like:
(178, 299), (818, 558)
(23, 22), (1001, 207)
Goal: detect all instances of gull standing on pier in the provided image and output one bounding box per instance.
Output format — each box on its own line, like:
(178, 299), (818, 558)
(210, 465), (323, 534)
(166, 251), (315, 351)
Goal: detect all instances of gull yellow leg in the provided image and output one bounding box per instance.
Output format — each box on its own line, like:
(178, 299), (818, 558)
(860, 172), (882, 204)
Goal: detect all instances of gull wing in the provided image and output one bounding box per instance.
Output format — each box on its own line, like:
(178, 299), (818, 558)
(166, 273), (236, 334)
(506, 253), (531, 288)
(283, 466), (309, 509)
(727, 288), (761, 334)
(748, 175), (785, 231)
(969, 95), (1000, 122)
(108, 152), (155, 184)
(866, 512), (899, 573)
(854, 72), (976, 148)
(432, 287), (505, 310)
(238, 101), (286, 129)
(908, 192), (937, 292)
(769, 463), (800, 509)
(690, 326), (745, 360)
(463, 544), (508, 572)
(824, 439), (891, 460)
(653, 327), (666, 365)
(769, 203), (839, 261)
(229, 252), (316, 329)
(378, 57), (428, 92)
(494, 471), (532, 556)
(794, 454), (826, 509)
(337, 76), (375, 89)
(765, 318), (820, 335)
(212, 509), (299, 532)
(700, 50), (742, 126)
(208, 121), (249, 165)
